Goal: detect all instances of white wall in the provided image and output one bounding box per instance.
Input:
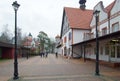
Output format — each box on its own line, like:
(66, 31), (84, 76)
(111, 0), (120, 15)
(110, 0), (120, 33)
(91, 1), (108, 27)
(61, 29), (72, 55)
(73, 29), (90, 44)
(90, 1), (108, 37)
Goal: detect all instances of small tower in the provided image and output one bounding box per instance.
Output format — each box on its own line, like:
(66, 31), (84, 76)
(55, 35), (60, 44)
(79, 0), (86, 10)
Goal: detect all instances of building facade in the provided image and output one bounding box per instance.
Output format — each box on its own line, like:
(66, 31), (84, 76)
(60, 7), (93, 57)
(58, 0), (120, 65)
(73, 0), (120, 63)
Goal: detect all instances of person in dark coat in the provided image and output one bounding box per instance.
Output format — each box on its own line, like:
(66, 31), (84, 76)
(45, 52), (48, 58)
(40, 53), (42, 57)
(55, 52), (58, 58)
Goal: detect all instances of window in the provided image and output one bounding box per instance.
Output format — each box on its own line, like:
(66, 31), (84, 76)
(90, 33), (94, 38)
(61, 39), (63, 46)
(102, 27), (107, 35)
(64, 36), (67, 43)
(69, 32), (72, 40)
(94, 47), (96, 55)
(111, 46), (115, 57)
(112, 22), (119, 32)
(117, 46), (120, 58)
(84, 33), (90, 40)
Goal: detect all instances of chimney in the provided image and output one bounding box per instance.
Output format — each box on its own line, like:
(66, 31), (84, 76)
(79, 0), (86, 10)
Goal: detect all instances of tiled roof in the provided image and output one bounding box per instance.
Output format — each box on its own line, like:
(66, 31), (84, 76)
(64, 7), (93, 29)
(0, 42), (13, 48)
(105, 0), (115, 14)
(23, 42), (31, 46)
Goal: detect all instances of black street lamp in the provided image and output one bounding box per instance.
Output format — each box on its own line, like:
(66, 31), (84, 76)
(12, 1), (20, 80)
(93, 10), (100, 76)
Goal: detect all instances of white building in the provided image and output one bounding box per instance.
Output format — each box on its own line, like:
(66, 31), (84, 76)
(72, 0), (120, 67)
(58, 0), (120, 67)
(60, 7), (93, 58)
(55, 35), (62, 54)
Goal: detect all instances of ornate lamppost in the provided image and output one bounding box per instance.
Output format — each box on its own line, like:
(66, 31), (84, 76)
(93, 10), (100, 76)
(12, 1), (20, 80)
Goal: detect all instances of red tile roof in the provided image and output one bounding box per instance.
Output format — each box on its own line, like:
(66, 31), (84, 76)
(64, 7), (93, 29)
(105, 0), (115, 14)
(23, 42), (31, 46)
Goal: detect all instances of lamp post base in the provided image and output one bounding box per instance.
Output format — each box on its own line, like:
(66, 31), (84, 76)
(13, 76), (19, 80)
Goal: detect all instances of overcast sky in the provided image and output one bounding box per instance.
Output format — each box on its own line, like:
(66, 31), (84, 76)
(0, 0), (114, 38)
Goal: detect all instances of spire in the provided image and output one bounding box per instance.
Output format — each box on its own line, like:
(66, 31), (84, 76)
(79, 0), (86, 10)
(28, 32), (32, 37)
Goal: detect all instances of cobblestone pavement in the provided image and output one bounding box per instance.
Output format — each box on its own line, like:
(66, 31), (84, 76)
(0, 54), (120, 81)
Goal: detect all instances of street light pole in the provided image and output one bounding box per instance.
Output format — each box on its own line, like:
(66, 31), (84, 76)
(12, 1), (20, 80)
(93, 10), (100, 76)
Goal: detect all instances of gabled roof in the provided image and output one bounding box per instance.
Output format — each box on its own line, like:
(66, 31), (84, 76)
(105, 0), (116, 15)
(0, 41), (14, 48)
(64, 7), (93, 29)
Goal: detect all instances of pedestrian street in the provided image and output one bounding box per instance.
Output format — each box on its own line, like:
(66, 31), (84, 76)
(0, 54), (120, 81)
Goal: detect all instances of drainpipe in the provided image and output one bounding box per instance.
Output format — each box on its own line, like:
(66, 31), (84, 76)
(108, 14), (110, 34)
(108, 13), (111, 62)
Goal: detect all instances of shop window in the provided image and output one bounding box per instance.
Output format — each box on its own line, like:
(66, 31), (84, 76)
(94, 47), (96, 55)
(111, 46), (115, 57)
(112, 22), (119, 32)
(105, 45), (109, 55)
(117, 46), (120, 58)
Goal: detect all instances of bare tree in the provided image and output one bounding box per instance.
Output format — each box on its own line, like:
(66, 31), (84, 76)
(0, 24), (13, 43)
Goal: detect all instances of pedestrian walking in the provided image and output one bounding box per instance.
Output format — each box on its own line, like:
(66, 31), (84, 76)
(55, 52), (58, 58)
(40, 53), (42, 57)
(43, 52), (45, 57)
(44, 52), (48, 58)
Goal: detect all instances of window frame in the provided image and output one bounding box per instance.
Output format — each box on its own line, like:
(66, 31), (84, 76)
(112, 22), (119, 33)
(102, 27), (107, 36)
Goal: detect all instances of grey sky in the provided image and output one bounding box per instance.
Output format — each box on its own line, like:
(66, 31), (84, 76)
(0, 0), (114, 38)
